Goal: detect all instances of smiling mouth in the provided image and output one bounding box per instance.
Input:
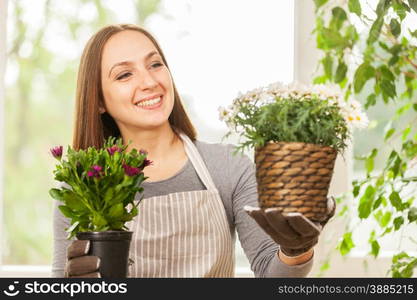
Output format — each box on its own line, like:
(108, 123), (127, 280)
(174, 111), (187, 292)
(134, 96), (163, 110)
(136, 96), (161, 107)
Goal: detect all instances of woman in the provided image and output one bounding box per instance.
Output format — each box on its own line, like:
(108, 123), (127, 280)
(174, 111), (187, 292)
(52, 24), (334, 278)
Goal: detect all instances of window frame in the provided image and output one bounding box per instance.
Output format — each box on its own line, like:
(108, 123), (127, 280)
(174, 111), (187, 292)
(0, 0), (391, 278)
(0, 0), (8, 275)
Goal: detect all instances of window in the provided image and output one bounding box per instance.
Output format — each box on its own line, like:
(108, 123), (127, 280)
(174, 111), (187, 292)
(1, 0), (294, 277)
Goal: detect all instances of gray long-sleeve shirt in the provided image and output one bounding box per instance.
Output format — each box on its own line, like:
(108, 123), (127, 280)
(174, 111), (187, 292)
(52, 140), (313, 277)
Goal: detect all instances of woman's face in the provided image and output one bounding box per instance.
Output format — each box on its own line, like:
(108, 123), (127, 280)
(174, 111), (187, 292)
(100, 30), (175, 132)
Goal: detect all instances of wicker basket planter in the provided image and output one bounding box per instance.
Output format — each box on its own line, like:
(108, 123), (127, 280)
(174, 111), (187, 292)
(255, 141), (337, 223)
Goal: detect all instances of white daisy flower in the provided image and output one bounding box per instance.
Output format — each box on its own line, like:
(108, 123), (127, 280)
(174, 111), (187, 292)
(218, 106), (229, 122)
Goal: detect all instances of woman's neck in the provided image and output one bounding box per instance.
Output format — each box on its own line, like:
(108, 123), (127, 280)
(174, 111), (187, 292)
(122, 123), (179, 162)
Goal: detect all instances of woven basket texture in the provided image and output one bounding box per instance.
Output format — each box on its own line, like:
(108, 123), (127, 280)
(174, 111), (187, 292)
(255, 142), (337, 222)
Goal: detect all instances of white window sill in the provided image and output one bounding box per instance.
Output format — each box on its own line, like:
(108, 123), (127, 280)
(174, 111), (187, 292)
(0, 265), (253, 278)
(0, 265), (51, 278)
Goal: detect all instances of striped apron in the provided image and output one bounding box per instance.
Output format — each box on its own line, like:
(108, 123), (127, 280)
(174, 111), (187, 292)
(126, 132), (235, 277)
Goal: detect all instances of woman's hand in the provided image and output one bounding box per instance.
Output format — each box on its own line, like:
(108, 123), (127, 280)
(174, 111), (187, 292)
(64, 240), (101, 278)
(244, 197), (336, 257)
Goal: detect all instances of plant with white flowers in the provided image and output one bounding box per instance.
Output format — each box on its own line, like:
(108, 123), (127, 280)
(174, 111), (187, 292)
(219, 81), (368, 153)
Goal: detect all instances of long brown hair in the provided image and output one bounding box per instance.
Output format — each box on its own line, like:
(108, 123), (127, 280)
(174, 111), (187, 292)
(73, 24), (196, 150)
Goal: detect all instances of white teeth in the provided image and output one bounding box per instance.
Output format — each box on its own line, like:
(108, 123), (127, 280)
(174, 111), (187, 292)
(136, 97), (161, 107)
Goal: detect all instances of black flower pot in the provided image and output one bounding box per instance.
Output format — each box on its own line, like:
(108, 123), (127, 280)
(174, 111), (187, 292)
(76, 231), (133, 278)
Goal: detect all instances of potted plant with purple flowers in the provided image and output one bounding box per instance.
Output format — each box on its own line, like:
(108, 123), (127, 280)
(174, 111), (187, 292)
(49, 137), (151, 278)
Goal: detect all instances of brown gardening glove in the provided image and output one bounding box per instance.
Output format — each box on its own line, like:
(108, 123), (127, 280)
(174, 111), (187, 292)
(244, 197), (336, 257)
(64, 240), (101, 278)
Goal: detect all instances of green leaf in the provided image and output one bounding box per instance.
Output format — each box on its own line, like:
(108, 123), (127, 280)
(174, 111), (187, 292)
(371, 240), (380, 257)
(396, 103), (412, 117)
(345, 24), (359, 43)
(108, 203), (124, 219)
(365, 157), (374, 174)
(63, 192), (87, 211)
(409, 0), (417, 13)
(385, 128), (395, 141)
(380, 65), (395, 81)
(49, 188), (64, 201)
(335, 62), (347, 83)
(393, 2), (409, 20)
(358, 185), (376, 218)
(373, 195), (384, 210)
(376, 0), (390, 16)
(320, 261), (330, 272)
(382, 226), (393, 236)
(58, 205), (74, 218)
(378, 66), (397, 101)
(103, 188), (115, 204)
(393, 251), (410, 263)
(313, 75), (327, 84)
(365, 94), (376, 108)
(376, 176), (385, 187)
(379, 41), (390, 51)
(381, 211), (392, 227)
(388, 54), (399, 66)
(367, 17), (384, 45)
(390, 191), (404, 211)
(338, 205), (348, 217)
(365, 149), (377, 174)
(321, 28), (348, 50)
(348, 0), (361, 16)
(388, 44), (402, 55)
(391, 156), (402, 178)
(330, 7), (347, 30)
(390, 19), (401, 37)
(354, 63), (375, 93)
(408, 207), (417, 223)
(403, 141), (417, 159)
(380, 79), (397, 102)
(65, 221), (80, 233)
(386, 150), (398, 168)
(338, 232), (355, 256)
(402, 126), (411, 141)
(93, 213), (107, 228)
(314, 0), (329, 9)
(391, 251), (417, 278)
(394, 216), (404, 230)
(322, 54), (333, 79)
(353, 184), (361, 197)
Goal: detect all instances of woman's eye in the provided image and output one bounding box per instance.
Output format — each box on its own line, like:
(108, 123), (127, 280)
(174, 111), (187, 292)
(151, 62), (163, 68)
(116, 72), (132, 80)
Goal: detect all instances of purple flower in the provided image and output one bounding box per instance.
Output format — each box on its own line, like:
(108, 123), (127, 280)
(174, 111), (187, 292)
(92, 165), (102, 172)
(139, 149), (148, 155)
(107, 146), (121, 156)
(50, 146), (63, 159)
(87, 165), (103, 178)
(123, 164), (140, 176)
(143, 159), (153, 168)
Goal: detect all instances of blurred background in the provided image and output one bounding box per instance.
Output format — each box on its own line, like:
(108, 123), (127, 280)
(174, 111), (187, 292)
(0, 0), (416, 277)
(1, 0), (294, 276)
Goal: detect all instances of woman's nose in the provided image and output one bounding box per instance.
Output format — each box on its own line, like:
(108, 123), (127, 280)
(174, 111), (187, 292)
(137, 70), (158, 90)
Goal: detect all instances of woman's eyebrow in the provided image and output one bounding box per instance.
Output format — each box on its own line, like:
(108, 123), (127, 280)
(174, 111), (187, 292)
(108, 51), (160, 78)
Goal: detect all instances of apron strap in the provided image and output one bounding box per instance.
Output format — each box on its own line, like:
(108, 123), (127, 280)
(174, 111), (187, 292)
(179, 132), (218, 191)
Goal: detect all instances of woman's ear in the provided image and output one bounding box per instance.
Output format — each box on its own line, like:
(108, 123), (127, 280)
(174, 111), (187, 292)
(99, 101), (106, 114)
